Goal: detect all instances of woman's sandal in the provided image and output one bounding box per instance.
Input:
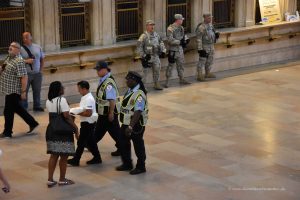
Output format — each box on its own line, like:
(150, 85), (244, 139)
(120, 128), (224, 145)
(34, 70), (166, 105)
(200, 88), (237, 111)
(2, 187), (10, 193)
(58, 179), (75, 186)
(47, 180), (57, 188)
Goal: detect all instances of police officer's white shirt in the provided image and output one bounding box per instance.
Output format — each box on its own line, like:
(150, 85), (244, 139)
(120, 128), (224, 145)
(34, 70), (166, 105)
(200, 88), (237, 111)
(79, 92), (97, 124)
(46, 97), (70, 113)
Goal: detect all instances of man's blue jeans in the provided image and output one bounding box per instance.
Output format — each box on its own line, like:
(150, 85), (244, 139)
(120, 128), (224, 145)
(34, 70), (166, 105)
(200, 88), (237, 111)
(22, 72), (43, 109)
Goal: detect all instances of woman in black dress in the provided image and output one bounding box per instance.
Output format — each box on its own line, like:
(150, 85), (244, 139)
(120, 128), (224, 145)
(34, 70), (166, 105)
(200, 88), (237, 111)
(45, 81), (79, 187)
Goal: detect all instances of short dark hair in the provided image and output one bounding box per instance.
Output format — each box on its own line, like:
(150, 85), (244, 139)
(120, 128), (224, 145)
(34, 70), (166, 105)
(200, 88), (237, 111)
(77, 80), (90, 90)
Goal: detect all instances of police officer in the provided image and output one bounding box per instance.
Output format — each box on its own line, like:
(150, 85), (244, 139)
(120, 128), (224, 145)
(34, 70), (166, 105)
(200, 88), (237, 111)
(196, 13), (220, 81)
(136, 20), (166, 90)
(165, 14), (191, 88)
(94, 61), (121, 157)
(116, 71), (148, 175)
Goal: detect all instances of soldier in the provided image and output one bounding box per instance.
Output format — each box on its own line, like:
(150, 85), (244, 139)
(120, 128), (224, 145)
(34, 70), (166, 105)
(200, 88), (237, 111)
(136, 20), (166, 90)
(195, 13), (220, 81)
(116, 71), (148, 175)
(165, 14), (191, 88)
(93, 61), (121, 157)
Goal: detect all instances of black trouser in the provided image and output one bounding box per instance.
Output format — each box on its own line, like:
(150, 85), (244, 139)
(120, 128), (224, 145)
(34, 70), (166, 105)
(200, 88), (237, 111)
(120, 124), (146, 169)
(3, 93), (38, 135)
(94, 114), (121, 151)
(73, 122), (101, 161)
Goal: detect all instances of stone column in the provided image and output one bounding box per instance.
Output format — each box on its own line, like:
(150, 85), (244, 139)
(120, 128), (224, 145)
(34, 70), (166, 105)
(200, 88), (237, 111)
(245, 0), (256, 27)
(154, 0), (166, 37)
(191, 0), (202, 31)
(102, 0), (115, 45)
(30, 0), (43, 46)
(285, 0), (298, 13)
(89, 0), (101, 46)
(279, 0), (298, 18)
(234, 0), (246, 27)
(41, 0), (60, 51)
(143, 0), (154, 25)
(202, 0), (212, 14)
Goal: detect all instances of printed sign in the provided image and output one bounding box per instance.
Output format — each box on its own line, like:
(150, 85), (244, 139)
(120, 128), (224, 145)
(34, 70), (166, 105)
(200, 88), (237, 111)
(259, 0), (282, 24)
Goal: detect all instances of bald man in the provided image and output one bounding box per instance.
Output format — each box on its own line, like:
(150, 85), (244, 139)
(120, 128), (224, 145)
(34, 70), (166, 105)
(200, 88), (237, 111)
(20, 32), (45, 111)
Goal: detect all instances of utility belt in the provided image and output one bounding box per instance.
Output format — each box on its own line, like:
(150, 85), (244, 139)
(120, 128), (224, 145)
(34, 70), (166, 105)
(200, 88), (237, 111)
(96, 97), (121, 115)
(120, 107), (148, 126)
(80, 121), (96, 126)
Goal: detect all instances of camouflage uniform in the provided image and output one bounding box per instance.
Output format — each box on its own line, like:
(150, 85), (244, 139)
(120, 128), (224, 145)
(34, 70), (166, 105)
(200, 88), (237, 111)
(196, 23), (216, 80)
(166, 23), (186, 83)
(136, 31), (166, 87)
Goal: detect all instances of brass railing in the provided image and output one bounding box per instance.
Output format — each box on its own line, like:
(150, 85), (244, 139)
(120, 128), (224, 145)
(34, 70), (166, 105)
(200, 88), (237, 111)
(59, 1), (90, 47)
(116, 0), (142, 41)
(213, 0), (235, 28)
(167, 0), (191, 33)
(0, 1), (30, 54)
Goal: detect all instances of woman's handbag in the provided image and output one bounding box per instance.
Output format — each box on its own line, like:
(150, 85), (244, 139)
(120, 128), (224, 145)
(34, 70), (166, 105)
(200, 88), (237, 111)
(51, 97), (75, 135)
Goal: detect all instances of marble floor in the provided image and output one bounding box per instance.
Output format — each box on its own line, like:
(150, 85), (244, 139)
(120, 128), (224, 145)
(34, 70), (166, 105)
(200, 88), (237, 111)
(0, 62), (300, 200)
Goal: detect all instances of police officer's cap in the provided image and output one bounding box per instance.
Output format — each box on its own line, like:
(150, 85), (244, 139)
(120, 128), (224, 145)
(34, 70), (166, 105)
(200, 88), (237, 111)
(126, 71), (142, 82)
(203, 13), (213, 18)
(146, 20), (155, 25)
(94, 61), (111, 72)
(174, 14), (184, 20)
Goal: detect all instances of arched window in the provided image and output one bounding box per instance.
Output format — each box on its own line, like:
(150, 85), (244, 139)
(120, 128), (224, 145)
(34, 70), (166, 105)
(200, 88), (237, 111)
(166, 0), (191, 33)
(213, 0), (235, 28)
(115, 0), (143, 41)
(0, 0), (31, 54)
(58, 0), (90, 48)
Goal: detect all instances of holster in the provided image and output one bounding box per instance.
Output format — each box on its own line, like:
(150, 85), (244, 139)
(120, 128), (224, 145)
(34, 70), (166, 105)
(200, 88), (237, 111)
(168, 51), (176, 64)
(141, 58), (152, 68)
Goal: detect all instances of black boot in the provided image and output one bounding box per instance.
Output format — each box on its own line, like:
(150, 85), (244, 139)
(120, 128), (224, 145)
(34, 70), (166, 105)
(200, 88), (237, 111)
(67, 158), (79, 166)
(111, 150), (121, 157)
(86, 157), (102, 165)
(116, 164), (133, 171)
(130, 168), (146, 175)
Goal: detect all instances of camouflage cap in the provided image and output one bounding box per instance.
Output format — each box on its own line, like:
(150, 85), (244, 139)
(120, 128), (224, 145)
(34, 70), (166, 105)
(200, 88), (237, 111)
(203, 13), (213, 17)
(174, 14), (184, 20)
(146, 20), (155, 25)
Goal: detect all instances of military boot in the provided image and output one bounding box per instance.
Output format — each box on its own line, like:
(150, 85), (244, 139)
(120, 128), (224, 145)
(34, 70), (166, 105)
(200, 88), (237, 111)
(154, 82), (163, 90)
(164, 78), (169, 88)
(197, 71), (205, 82)
(179, 77), (191, 85)
(205, 71), (216, 78)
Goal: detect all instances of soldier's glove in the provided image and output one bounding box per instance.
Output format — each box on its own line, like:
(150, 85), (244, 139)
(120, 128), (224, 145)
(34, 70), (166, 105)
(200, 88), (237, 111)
(198, 50), (208, 58)
(215, 32), (220, 40)
(144, 54), (151, 61)
(159, 52), (166, 58)
(180, 38), (187, 48)
(141, 54), (152, 68)
(185, 38), (190, 45)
